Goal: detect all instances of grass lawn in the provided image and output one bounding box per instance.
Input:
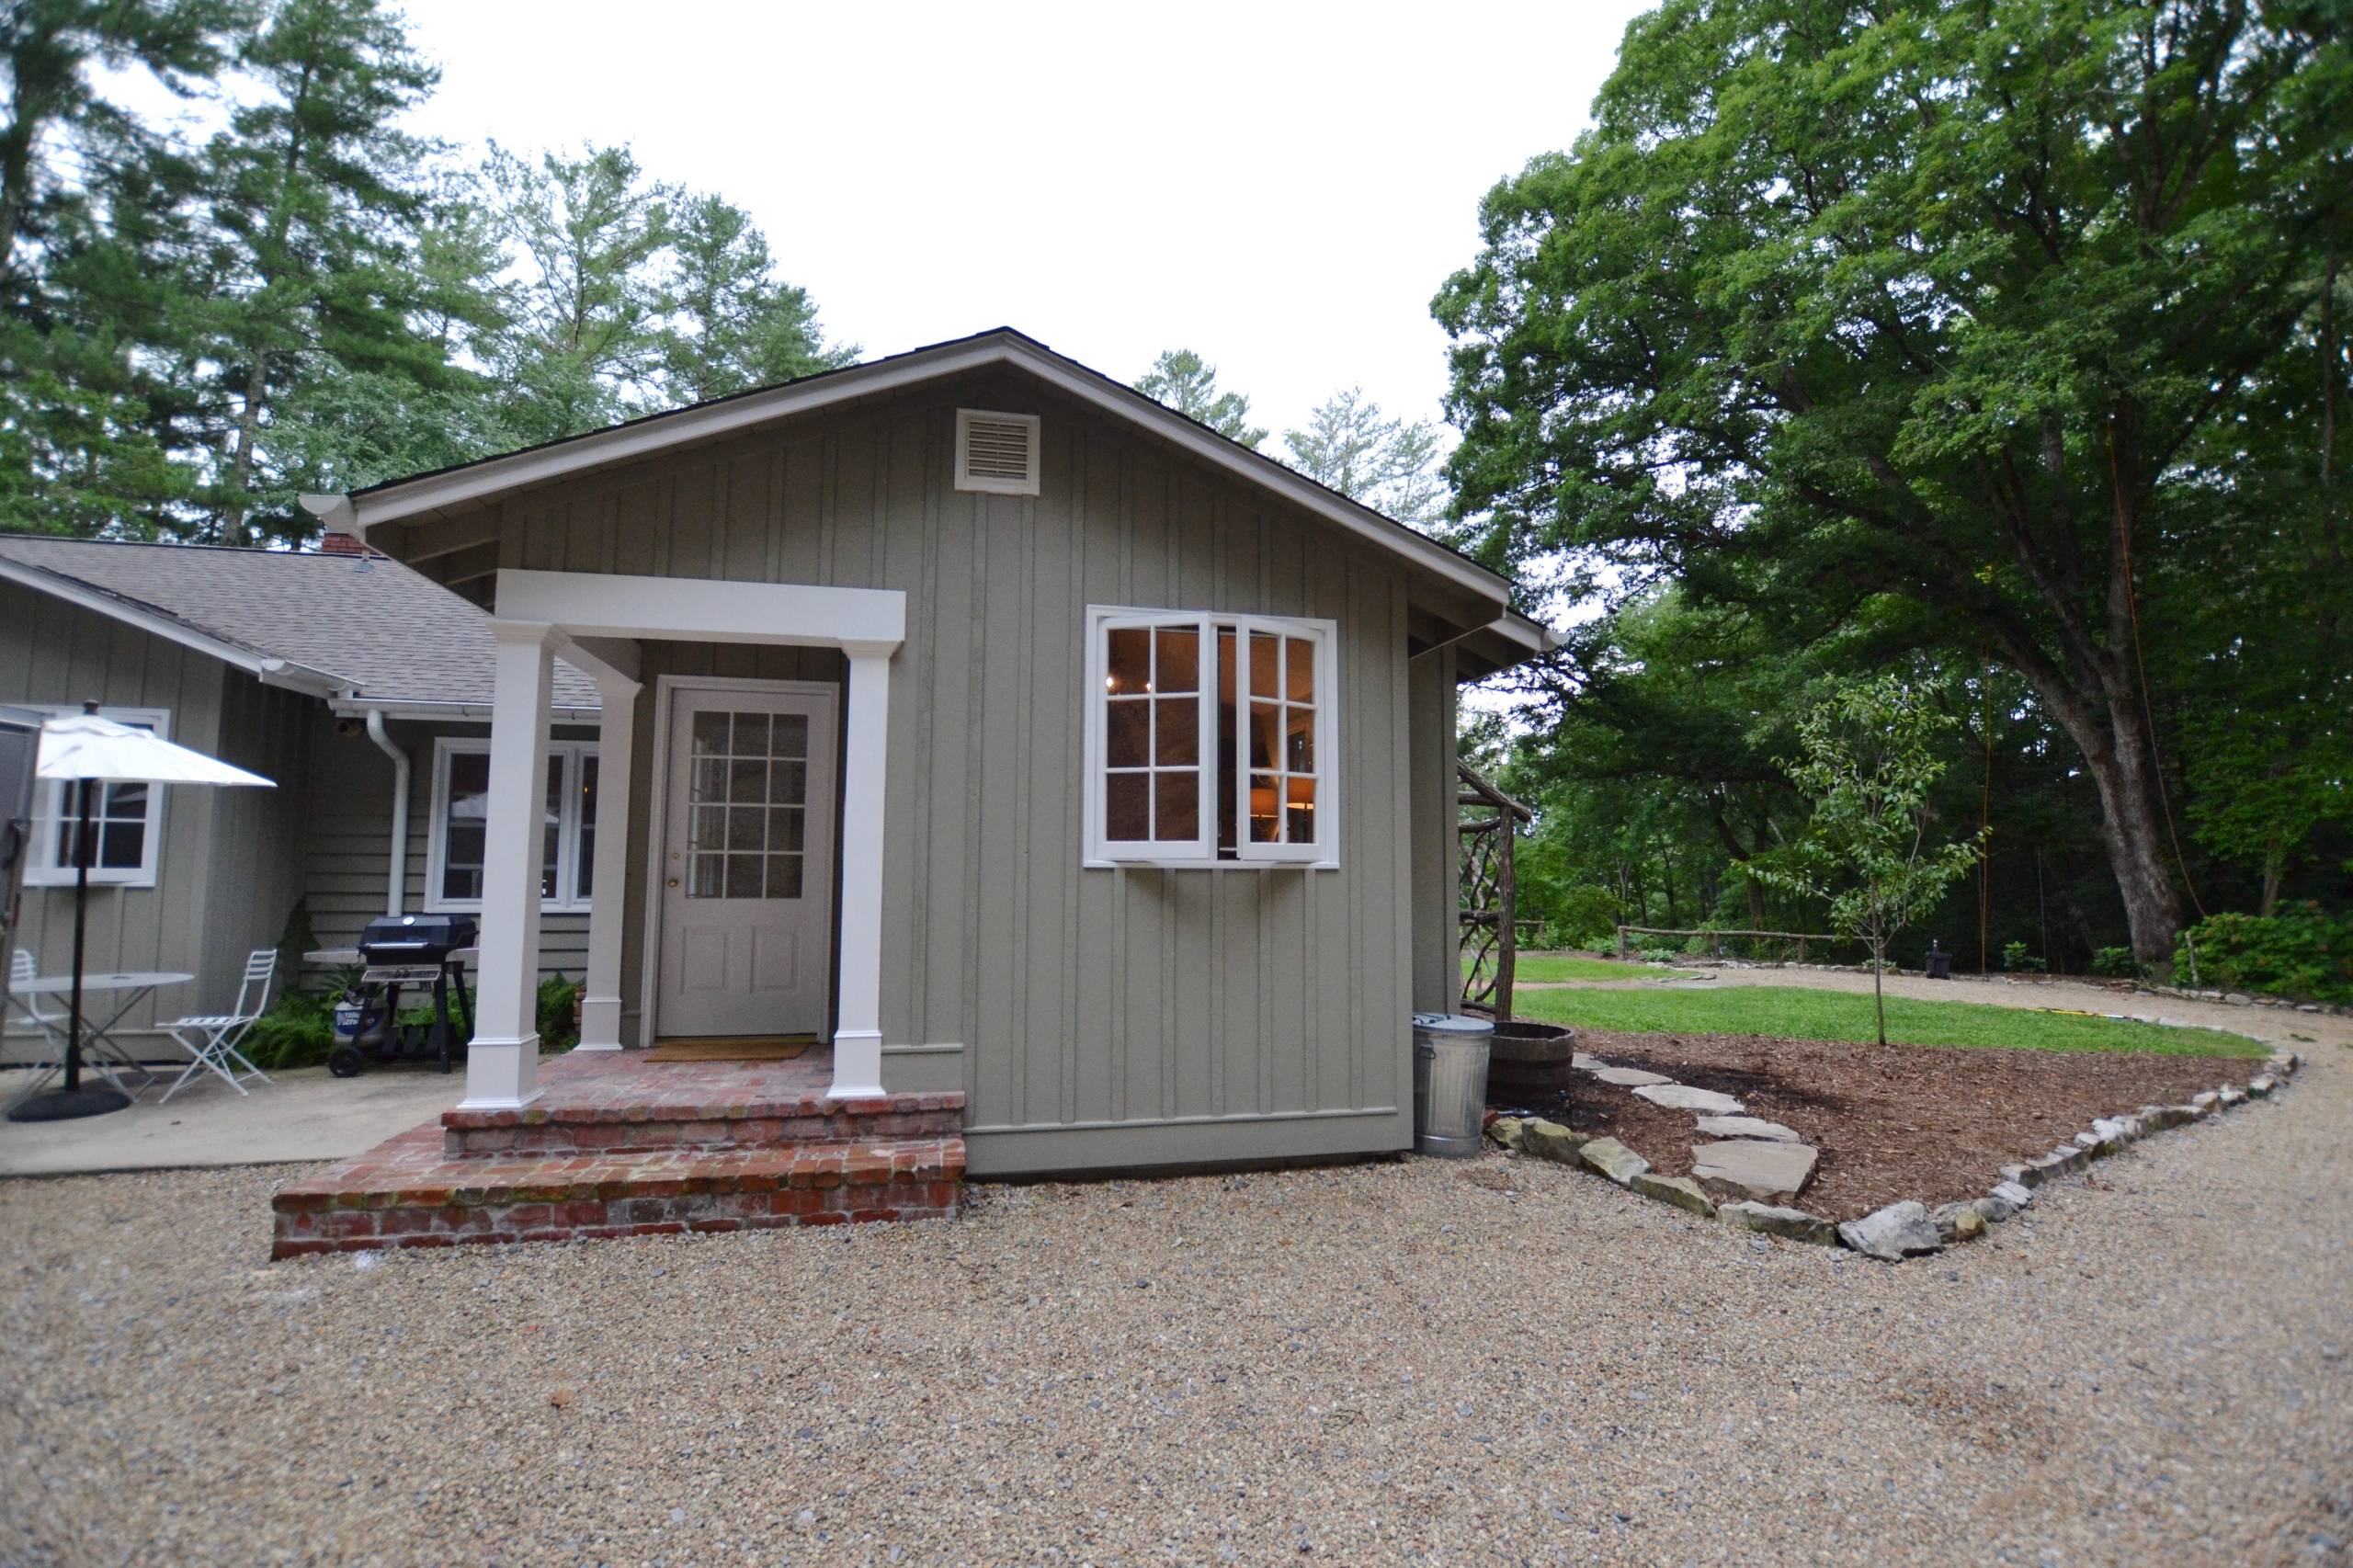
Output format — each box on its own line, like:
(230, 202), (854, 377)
(1466, 953), (1696, 983)
(1509, 983), (2266, 1057)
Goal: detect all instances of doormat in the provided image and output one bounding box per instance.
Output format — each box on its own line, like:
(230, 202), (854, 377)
(645, 1036), (814, 1063)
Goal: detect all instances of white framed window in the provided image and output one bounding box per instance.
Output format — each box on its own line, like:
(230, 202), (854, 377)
(23, 705), (171, 888)
(1082, 605), (1338, 869)
(426, 736), (599, 912)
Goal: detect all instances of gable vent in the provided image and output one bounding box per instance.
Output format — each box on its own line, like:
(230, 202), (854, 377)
(955, 408), (1041, 496)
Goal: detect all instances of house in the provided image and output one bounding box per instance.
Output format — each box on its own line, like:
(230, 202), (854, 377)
(305, 328), (1554, 1178)
(0, 534), (602, 1062)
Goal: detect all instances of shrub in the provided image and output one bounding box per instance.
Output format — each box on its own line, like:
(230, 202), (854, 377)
(538, 973), (581, 1051)
(242, 989), (339, 1072)
(2171, 903), (2352, 1004)
(2002, 940), (2047, 974)
(1537, 884), (1620, 949)
(1635, 944), (1679, 965)
(2090, 946), (2138, 979)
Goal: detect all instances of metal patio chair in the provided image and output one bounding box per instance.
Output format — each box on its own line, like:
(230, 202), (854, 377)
(159, 948), (278, 1104)
(5, 949), (72, 1108)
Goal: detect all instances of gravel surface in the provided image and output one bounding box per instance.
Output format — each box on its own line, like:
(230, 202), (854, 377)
(3, 1054), (2347, 1564)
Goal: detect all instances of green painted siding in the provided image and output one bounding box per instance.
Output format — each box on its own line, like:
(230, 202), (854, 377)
(396, 369), (1470, 1175)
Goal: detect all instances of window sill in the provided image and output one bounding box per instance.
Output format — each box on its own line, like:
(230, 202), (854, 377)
(1083, 858), (1338, 872)
(23, 873), (157, 890)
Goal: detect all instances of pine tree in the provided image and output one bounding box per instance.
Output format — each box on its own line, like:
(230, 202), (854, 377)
(1134, 348), (1266, 449)
(657, 192), (853, 404)
(1282, 387), (1446, 528)
(192, 0), (442, 544)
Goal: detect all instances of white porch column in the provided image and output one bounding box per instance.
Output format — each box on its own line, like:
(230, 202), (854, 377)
(829, 638), (898, 1100)
(460, 620), (557, 1109)
(574, 667), (640, 1051)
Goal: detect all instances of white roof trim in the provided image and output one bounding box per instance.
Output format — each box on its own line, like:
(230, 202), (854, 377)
(0, 556), (346, 698)
(329, 332), (1519, 608)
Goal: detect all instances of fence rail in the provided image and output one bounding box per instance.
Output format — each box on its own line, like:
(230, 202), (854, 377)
(1616, 925), (1842, 962)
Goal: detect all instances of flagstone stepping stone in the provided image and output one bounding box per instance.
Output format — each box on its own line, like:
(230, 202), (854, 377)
(1571, 1052), (1604, 1071)
(1592, 1066), (1673, 1087)
(1632, 1084), (1745, 1115)
(1837, 1200), (1944, 1261)
(1691, 1138), (1818, 1203)
(1694, 1114), (1801, 1142)
(1575, 1136), (1651, 1185)
(1630, 1172), (1716, 1216)
(1717, 1200), (1837, 1245)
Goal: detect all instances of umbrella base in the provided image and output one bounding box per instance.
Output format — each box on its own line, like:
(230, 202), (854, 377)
(8, 1086), (132, 1122)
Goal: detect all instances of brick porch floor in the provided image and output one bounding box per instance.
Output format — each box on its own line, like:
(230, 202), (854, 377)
(271, 1049), (965, 1258)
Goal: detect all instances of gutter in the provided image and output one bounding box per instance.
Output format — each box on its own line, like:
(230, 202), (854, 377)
(363, 710), (409, 917)
(329, 697), (602, 724)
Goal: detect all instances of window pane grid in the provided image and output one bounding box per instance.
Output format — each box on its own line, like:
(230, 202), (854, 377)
(685, 709), (808, 901)
(1103, 619), (1202, 844)
(434, 742), (598, 909)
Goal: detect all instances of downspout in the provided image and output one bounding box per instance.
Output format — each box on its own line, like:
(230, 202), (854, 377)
(364, 709), (409, 916)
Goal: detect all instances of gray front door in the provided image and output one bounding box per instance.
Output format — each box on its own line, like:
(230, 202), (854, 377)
(656, 684), (838, 1039)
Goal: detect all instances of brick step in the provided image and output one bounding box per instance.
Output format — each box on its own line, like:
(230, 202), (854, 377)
(441, 1089), (965, 1159)
(272, 1125), (963, 1258)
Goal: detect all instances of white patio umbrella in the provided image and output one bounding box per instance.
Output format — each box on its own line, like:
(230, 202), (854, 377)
(8, 704), (275, 1122)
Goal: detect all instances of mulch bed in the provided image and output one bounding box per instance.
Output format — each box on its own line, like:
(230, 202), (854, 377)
(1519, 1029), (2254, 1221)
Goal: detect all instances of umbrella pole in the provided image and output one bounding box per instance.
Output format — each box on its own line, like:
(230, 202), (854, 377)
(7, 768), (129, 1120)
(65, 777), (90, 1094)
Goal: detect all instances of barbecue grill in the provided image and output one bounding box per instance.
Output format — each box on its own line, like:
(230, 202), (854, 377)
(327, 913), (478, 1077)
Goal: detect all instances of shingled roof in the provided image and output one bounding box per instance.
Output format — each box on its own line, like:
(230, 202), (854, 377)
(0, 534), (600, 711)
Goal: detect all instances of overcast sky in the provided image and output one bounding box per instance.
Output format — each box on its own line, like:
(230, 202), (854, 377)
(392, 0), (1652, 448)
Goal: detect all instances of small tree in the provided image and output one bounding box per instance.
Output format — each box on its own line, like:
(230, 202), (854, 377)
(1754, 677), (1985, 1046)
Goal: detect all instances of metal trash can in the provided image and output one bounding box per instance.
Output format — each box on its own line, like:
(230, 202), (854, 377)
(1412, 1012), (1495, 1157)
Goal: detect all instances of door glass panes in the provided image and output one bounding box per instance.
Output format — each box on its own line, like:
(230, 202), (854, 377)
(686, 708), (810, 899)
(1102, 624), (1201, 841)
(575, 756), (598, 899)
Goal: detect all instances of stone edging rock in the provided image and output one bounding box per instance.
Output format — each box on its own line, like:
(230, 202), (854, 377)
(1487, 1047), (2301, 1263)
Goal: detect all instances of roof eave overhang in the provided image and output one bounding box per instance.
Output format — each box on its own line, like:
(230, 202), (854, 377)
(315, 333), (1522, 609)
(0, 557), (346, 699)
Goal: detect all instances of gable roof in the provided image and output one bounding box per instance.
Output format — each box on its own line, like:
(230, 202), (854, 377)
(317, 327), (1553, 661)
(0, 534), (601, 712)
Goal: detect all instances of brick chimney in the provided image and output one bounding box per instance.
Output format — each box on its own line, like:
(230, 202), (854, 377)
(319, 530), (368, 556)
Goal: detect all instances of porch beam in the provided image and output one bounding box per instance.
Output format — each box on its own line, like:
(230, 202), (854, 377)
(575, 663), (641, 1051)
(830, 638), (899, 1100)
(460, 619), (558, 1109)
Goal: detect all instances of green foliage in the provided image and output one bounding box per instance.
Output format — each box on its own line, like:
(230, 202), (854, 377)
(1529, 883), (1620, 949)
(2172, 904), (2353, 1004)
(3, 6), (852, 544)
(1133, 348), (1267, 449)
(1438, 0), (2353, 967)
(1750, 677), (1986, 1043)
(242, 987), (338, 1072)
(2002, 941), (2047, 975)
(1280, 387), (1445, 528)
(2090, 947), (2138, 979)
(1511, 984), (2263, 1058)
(537, 972), (580, 1052)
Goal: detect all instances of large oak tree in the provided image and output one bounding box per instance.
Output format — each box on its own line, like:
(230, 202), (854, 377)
(1438, 0), (2350, 964)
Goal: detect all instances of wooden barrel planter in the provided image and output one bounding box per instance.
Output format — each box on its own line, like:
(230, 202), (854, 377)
(1484, 1019), (1578, 1111)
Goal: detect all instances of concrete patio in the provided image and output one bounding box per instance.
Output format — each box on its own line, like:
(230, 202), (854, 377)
(0, 1063), (465, 1176)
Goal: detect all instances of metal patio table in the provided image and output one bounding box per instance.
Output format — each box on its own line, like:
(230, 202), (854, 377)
(6, 971), (193, 1103)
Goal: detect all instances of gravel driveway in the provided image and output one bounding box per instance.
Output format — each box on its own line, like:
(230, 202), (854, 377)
(4, 1052), (2347, 1564)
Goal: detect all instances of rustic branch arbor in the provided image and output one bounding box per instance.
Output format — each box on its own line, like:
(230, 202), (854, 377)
(1458, 759), (1532, 1022)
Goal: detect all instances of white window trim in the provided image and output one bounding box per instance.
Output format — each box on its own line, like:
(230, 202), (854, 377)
(23, 705), (171, 888)
(425, 734), (598, 914)
(1081, 604), (1339, 870)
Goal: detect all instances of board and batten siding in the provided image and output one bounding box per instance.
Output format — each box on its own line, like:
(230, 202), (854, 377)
(299, 706), (592, 982)
(410, 372), (1449, 1176)
(0, 580), (309, 1057)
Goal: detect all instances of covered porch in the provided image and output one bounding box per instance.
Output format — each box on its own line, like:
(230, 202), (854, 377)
(461, 568), (909, 1111)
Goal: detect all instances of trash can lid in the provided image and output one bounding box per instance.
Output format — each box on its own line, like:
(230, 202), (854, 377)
(1412, 1012), (1495, 1034)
